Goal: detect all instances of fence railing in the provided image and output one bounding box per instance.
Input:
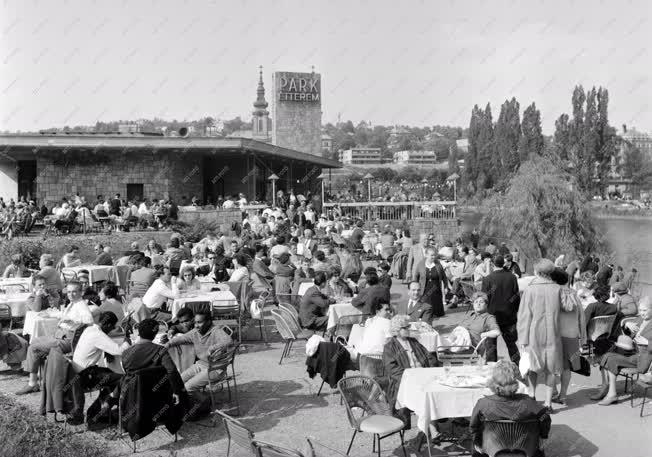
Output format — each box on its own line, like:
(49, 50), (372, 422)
(322, 201), (456, 221)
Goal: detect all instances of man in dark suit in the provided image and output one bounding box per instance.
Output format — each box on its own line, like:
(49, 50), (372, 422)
(351, 273), (391, 315)
(394, 281), (434, 322)
(481, 255), (521, 363)
(299, 272), (335, 331)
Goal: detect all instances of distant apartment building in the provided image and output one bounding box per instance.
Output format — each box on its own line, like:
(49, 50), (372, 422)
(393, 150), (437, 166)
(339, 147), (382, 165)
(455, 138), (469, 154)
(621, 125), (652, 159)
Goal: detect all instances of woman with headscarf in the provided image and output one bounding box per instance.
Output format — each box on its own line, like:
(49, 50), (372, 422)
(383, 315), (439, 432)
(517, 258), (563, 411)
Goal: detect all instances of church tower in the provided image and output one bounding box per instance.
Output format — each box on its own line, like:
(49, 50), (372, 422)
(252, 66), (270, 141)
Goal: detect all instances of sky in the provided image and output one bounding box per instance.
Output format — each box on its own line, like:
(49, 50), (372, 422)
(1, 0), (651, 134)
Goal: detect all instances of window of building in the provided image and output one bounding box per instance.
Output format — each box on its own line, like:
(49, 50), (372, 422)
(126, 183), (144, 202)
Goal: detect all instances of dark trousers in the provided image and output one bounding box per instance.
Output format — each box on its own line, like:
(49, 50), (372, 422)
(485, 322), (520, 364)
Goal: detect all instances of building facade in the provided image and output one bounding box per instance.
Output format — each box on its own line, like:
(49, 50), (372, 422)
(393, 150), (437, 166)
(339, 147), (382, 165)
(321, 133), (333, 156)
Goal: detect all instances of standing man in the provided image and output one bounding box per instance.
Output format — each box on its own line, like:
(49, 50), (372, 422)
(406, 233), (428, 283)
(481, 255), (521, 363)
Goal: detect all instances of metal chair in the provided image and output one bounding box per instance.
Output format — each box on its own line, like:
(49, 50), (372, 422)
(437, 337), (488, 366)
(278, 302), (299, 321)
(0, 303), (13, 330)
(586, 315), (617, 360)
(305, 437), (349, 456)
(213, 299), (242, 344)
(206, 344), (240, 416)
(630, 373), (652, 417)
(337, 375), (407, 457)
(334, 313), (370, 343)
(459, 280), (477, 314)
(0, 283), (28, 293)
(271, 310), (313, 365)
(214, 409), (259, 457)
(61, 268), (78, 284)
(481, 419), (543, 457)
(277, 306), (301, 331)
(253, 440), (305, 457)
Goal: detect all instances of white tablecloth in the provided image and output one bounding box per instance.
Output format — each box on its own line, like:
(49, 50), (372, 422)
(348, 324), (441, 353)
(170, 290), (238, 318)
(0, 292), (31, 317)
(326, 303), (361, 330)
(396, 365), (527, 433)
(69, 265), (113, 283)
(0, 277), (32, 291)
(22, 312), (59, 338)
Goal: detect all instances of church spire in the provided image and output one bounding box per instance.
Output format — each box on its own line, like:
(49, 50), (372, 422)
(252, 66), (270, 141)
(253, 65), (268, 111)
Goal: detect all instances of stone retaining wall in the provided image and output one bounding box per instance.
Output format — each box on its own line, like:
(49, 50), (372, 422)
(372, 218), (461, 243)
(178, 208), (242, 234)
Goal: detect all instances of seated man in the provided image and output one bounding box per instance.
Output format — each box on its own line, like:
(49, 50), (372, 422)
(351, 273), (390, 315)
(142, 266), (177, 321)
(94, 244), (113, 266)
(612, 282), (638, 317)
(470, 360), (550, 457)
(396, 281), (433, 322)
(17, 281), (94, 395)
(98, 282), (125, 322)
(167, 307), (195, 339)
(122, 318), (185, 401)
(165, 310), (232, 392)
(27, 275), (55, 312)
(456, 291), (501, 353)
(299, 272), (335, 332)
(37, 253), (64, 298)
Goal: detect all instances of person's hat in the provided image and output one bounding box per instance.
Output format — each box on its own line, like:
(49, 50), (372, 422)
(613, 282), (628, 294)
(615, 335), (634, 351)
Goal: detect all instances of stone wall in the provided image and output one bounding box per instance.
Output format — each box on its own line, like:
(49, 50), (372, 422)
(168, 154), (203, 201)
(178, 208), (241, 234)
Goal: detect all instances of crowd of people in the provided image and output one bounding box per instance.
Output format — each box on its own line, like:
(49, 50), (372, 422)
(0, 197), (649, 455)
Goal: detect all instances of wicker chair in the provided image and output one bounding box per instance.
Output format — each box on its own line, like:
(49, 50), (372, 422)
(481, 419), (543, 457)
(206, 344), (240, 416)
(334, 314), (370, 343)
(60, 268), (78, 284)
(460, 280), (478, 313)
(337, 375), (407, 457)
(214, 410), (258, 457)
(0, 303), (13, 330)
(277, 306), (301, 330)
(630, 374), (652, 417)
(271, 310), (313, 365)
(279, 302), (299, 321)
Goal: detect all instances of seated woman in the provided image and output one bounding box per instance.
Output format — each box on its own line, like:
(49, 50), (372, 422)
(228, 253), (250, 283)
(470, 360), (550, 457)
(173, 267), (201, 294)
(324, 266), (354, 299)
(3, 254), (26, 278)
(592, 296), (652, 405)
(383, 315), (439, 438)
(61, 245), (82, 268)
(311, 250), (331, 273)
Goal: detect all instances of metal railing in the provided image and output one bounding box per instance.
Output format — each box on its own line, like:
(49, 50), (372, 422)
(322, 201), (456, 221)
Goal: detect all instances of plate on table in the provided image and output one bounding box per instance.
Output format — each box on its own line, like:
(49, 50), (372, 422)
(437, 375), (488, 389)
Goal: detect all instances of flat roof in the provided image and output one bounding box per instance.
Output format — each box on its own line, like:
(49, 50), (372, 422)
(0, 134), (342, 168)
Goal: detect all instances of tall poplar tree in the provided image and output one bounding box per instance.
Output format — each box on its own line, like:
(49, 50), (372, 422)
(476, 103), (495, 189)
(494, 98), (521, 176)
(465, 105), (482, 193)
(518, 102), (544, 161)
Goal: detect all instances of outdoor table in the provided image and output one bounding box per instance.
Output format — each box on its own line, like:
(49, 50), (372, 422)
(326, 302), (360, 330)
(348, 323), (441, 352)
(0, 292), (31, 317)
(0, 277), (32, 291)
(23, 311), (60, 339)
(170, 290), (238, 318)
(69, 265), (113, 283)
(396, 365), (527, 435)
(197, 277), (221, 292)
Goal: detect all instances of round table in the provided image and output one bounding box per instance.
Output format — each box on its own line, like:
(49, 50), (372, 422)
(170, 290), (238, 318)
(0, 292), (31, 317)
(22, 311), (60, 338)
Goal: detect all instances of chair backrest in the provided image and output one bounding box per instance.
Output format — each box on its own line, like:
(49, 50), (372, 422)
(279, 303), (299, 320)
(214, 410), (259, 457)
(212, 300), (240, 318)
(61, 268), (78, 283)
(460, 280), (477, 298)
(588, 315), (617, 341)
(185, 301), (212, 316)
(305, 437), (348, 457)
(334, 314), (369, 341)
(482, 419), (541, 457)
(271, 310), (296, 341)
(337, 375), (393, 429)
(0, 303), (11, 322)
(253, 440), (306, 457)
(277, 306), (301, 332)
(2, 283), (28, 293)
(208, 344), (238, 381)
(620, 316), (638, 330)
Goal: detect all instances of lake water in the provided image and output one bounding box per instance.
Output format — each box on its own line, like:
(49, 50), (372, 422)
(460, 212), (652, 295)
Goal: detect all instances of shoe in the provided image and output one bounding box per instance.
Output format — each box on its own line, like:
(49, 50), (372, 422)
(589, 385), (609, 401)
(544, 405), (554, 414)
(598, 395), (618, 406)
(15, 384), (40, 395)
(551, 395), (566, 405)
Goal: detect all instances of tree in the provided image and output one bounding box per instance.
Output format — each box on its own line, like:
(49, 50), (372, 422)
(494, 98), (521, 177)
(518, 102), (544, 161)
(595, 88), (617, 196)
(552, 113), (571, 162)
(448, 144), (460, 174)
(622, 143), (652, 188)
(476, 103), (495, 189)
(465, 105), (483, 194)
(568, 86), (588, 191)
(480, 155), (604, 260)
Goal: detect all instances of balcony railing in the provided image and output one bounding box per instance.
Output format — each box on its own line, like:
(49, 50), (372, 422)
(323, 201), (456, 221)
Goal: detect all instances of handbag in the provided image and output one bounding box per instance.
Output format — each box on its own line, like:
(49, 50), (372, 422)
(570, 352), (591, 376)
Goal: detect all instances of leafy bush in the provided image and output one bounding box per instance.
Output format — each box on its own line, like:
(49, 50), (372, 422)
(168, 220), (222, 243)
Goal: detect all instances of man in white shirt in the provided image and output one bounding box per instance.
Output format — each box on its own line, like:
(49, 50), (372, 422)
(270, 235), (290, 258)
(17, 281), (94, 395)
(142, 266), (177, 320)
(237, 193), (248, 208)
(222, 196), (235, 209)
(474, 252), (494, 284)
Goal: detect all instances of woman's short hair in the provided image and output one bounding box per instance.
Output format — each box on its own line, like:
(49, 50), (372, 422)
(487, 360), (520, 397)
(102, 282), (119, 299)
(180, 266), (196, 279)
(534, 258), (555, 277)
(470, 291), (488, 303)
(550, 267), (569, 286)
(233, 253), (248, 268)
(136, 318), (160, 341)
(389, 315), (411, 337)
(315, 250), (326, 262)
(278, 252), (291, 264)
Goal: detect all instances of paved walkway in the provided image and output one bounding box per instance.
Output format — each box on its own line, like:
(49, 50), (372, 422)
(1, 280), (651, 456)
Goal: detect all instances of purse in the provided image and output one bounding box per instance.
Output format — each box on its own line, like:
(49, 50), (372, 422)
(570, 352), (591, 376)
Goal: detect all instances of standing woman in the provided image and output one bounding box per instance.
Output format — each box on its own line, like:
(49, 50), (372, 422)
(517, 259), (563, 411)
(413, 247), (448, 320)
